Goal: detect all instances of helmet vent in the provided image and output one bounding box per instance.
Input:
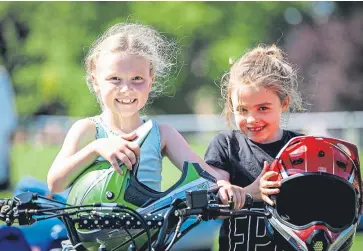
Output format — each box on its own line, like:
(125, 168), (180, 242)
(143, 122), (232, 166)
(313, 241), (324, 251)
(318, 151), (325, 157)
(336, 161), (347, 171)
(292, 158), (304, 165)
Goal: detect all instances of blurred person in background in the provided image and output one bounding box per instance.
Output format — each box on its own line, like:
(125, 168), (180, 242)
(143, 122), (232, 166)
(205, 44), (305, 251)
(0, 66), (17, 190)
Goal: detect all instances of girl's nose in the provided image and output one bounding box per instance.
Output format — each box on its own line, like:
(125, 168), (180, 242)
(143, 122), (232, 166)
(119, 81), (132, 92)
(246, 115), (258, 124)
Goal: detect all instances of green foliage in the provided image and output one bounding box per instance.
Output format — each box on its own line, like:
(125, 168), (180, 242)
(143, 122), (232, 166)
(0, 2), (309, 116)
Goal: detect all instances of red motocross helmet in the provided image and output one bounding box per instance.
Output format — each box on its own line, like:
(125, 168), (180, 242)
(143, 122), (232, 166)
(265, 136), (362, 251)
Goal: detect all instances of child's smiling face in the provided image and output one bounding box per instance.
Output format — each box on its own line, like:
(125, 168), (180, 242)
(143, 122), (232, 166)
(92, 52), (154, 117)
(231, 85), (289, 144)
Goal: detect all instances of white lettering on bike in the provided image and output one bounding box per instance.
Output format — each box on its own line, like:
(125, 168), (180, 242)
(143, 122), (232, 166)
(256, 216), (266, 238)
(230, 216), (248, 251)
(228, 215), (276, 251)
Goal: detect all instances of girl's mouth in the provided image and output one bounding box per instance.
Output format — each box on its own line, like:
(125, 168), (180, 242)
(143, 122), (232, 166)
(116, 98), (136, 104)
(247, 125), (265, 132)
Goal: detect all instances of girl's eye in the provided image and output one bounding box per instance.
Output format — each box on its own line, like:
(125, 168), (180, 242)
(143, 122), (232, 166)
(236, 107), (247, 113)
(109, 77), (121, 81)
(259, 107), (269, 111)
(132, 76), (143, 81)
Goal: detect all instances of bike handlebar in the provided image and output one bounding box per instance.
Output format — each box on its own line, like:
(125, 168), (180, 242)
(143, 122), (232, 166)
(174, 204), (269, 218)
(0, 190), (271, 251)
(1, 190), (270, 227)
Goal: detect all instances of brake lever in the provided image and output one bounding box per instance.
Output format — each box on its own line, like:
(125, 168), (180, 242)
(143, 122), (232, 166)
(14, 192), (35, 205)
(208, 187), (234, 210)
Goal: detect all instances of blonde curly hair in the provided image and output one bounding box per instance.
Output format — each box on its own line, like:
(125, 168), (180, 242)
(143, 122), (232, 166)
(84, 22), (179, 106)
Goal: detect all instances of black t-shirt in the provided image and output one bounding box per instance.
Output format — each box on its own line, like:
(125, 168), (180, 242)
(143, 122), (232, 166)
(205, 129), (303, 251)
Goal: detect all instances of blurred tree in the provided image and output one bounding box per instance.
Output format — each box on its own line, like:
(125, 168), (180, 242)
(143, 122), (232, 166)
(0, 2), (309, 117)
(268, 1), (363, 112)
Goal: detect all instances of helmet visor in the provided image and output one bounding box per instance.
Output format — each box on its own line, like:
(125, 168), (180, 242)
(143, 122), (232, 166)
(275, 173), (357, 231)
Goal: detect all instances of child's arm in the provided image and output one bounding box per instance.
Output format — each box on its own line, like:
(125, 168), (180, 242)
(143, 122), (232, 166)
(159, 123), (228, 181)
(47, 119), (139, 193)
(203, 132), (247, 209)
(47, 119), (100, 193)
(159, 124), (246, 209)
(217, 161), (281, 205)
(210, 163), (280, 208)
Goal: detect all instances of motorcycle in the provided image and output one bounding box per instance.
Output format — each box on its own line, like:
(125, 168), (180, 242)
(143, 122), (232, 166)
(0, 133), (361, 251)
(0, 183), (263, 251)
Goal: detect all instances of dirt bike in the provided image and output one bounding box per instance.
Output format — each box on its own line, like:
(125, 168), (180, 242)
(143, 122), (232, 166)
(1, 124), (361, 251)
(0, 183), (266, 251)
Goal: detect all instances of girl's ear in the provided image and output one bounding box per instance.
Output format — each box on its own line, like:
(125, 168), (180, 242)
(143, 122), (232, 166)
(281, 96), (290, 112)
(149, 74), (155, 90)
(91, 74), (100, 94)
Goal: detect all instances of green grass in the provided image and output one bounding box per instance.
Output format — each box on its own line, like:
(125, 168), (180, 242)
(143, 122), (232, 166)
(1, 143), (363, 250)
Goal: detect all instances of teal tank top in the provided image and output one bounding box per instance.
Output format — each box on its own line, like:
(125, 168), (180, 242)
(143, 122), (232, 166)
(88, 116), (163, 191)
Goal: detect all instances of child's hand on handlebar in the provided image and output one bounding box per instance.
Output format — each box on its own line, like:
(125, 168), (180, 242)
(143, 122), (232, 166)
(93, 132), (140, 174)
(259, 161), (281, 206)
(216, 180), (246, 210)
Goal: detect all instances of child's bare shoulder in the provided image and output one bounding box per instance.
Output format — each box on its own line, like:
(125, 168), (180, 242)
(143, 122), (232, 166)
(158, 123), (185, 151)
(64, 118), (97, 145)
(158, 123), (179, 138)
(70, 118), (96, 135)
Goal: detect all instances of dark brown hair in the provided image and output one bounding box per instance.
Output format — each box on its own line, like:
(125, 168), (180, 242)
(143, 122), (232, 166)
(221, 44), (304, 124)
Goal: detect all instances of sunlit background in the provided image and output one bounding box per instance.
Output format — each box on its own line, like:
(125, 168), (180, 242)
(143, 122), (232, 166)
(0, 1), (363, 251)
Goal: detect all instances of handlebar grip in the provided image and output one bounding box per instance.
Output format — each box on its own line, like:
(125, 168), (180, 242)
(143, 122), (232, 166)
(76, 212), (164, 230)
(0, 199), (17, 212)
(0, 198), (16, 207)
(209, 190), (235, 209)
(0, 199), (19, 226)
